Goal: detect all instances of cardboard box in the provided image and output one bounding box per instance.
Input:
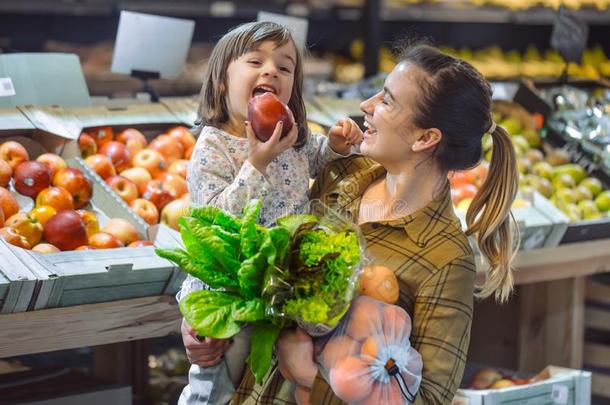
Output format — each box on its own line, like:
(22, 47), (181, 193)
(454, 366), (592, 405)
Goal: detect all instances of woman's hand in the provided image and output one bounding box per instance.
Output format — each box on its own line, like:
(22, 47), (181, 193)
(246, 119), (298, 176)
(181, 318), (231, 367)
(328, 118), (363, 155)
(276, 328), (318, 388)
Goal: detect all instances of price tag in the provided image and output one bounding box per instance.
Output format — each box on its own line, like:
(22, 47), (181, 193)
(550, 7), (589, 64)
(0, 77), (16, 97)
(258, 11), (308, 52)
(551, 384), (568, 404)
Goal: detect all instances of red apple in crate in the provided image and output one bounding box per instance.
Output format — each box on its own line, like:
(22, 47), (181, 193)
(157, 172), (188, 199)
(117, 128), (147, 155)
(0, 227), (31, 249)
(168, 159), (188, 180)
(106, 175), (138, 204)
(36, 153), (67, 180)
(129, 198), (159, 225)
(35, 187), (74, 212)
(0, 208), (4, 228)
(0, 159), (13, 187)
(89, 232), (124, 249)
(87, 126), (114, 149)
(85, 154), (116, 180)
(5, 212), (43, 246)
(52, 167), (92, 209)
(0, 141), (29, 171)
(142, 180), (173, 211)
(76, 209), (100, 239)
(133, 149), (166, 179)
(148, 135), (184, 165)
(29, 205), (57, 226)
(78, 133), (97, 158)
(184, 145), (194, 160)
(120, 167), (151, 195)
(167, 126), (196, 151)
(247, 92), (293, 142)
(44, 210), (88, 251)
(32, 243), (60, 254)
(75, 245), (97, 251)
(101, 218), (140, 246)
(0, 187), (20, 219)
(161, 196), (190, 231)
(100, 141), (132, 173)
(13, 161), (52, 198)
(128, 240), (153, 247)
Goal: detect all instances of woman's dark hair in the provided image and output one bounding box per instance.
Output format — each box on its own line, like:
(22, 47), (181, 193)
(400, 44), (519, 303)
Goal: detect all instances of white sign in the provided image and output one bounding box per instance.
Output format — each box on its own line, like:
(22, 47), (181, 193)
(0, 78), (16, 97)
(551, 384), (569, 404)
(257, 12), (308, 52)
(111, 11), (195, 79)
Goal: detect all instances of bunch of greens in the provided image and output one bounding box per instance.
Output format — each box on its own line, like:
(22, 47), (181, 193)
(155, 200), (361, 383)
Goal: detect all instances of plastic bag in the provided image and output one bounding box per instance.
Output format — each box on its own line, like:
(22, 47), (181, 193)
(315, 295), (423, 404)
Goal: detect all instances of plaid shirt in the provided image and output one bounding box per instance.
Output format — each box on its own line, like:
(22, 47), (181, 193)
(232, 156), (475, 405)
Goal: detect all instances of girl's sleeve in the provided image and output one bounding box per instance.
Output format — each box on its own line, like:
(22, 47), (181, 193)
(187, 134), (274, 216)
(304, 133), (357, 179)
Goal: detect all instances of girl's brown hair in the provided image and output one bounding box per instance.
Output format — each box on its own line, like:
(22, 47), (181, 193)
(193, 21), (308, 148)
(400, 44), (520, 303)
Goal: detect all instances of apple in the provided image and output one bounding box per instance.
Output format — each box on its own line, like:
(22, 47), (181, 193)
(85, 154), (116, 180)
(101, 218), (140, 246)
(0, 141), (30, 171)
(133, 149), (167, 179)
(32, 243), (60, 254)
(120, 167), (152, 195)
(0, 207), (4, 228)
(0, 159), (13, 187)
(157, 172), (188, 199)
(106, 175), (138, 204)
(129, 198), (159, 225)
(35, 186), (74, 212)
(184, 145), (194, 160)
(167, 126), (196, 152)
(128, 240), (153, 248)
(89, 232), (125, 249)
(0, 227), (31, 249)
(148, 135), (184, 165)
(36, 153), (67, 180)
(52, 167), (93, 209)
(87, 126), (114, 149)
(142, 180), (173, 211)
(117, 128), (148, 155)
(79, 133), (97, 158)
(13, 161), (52, 198)
(168, 159), (189, 180)
(247, 92), (293, 142)
(76, 209), (100, 239)
(5, 212), (43, 246)
(75, 245), (97, 251)
(43, 210), (88, 251)
(161, 196), (190, 231)
(100, 141), (132, 173)
(0, 187), (20, 219)
(29, 205), (57, 226)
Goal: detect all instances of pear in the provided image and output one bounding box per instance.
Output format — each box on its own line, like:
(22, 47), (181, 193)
(522, 129), (541, 148)
(552, 173), (576, 190)
(532, 161), (553, 180)
(552, 164), (587, 184)
(579, 177), (603, 198)
(500, 118), (522, 135)
(545, 149), (571, 166)
(595, 190), (610, 212)
(578, 200), (602, 220)
(524, 148), (544, 164)
(573, 185), (593, 203)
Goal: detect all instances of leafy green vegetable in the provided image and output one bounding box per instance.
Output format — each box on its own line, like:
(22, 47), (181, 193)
(276, 214), (318, 237)
(240, 200), (263, 259)
(179, 291), (243, 339)
(248, 321), (282, 384)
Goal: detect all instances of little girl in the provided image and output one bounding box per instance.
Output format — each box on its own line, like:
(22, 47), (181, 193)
(177, 21), (362, 404)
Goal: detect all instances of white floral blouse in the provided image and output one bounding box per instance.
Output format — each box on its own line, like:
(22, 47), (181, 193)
(178, 125), (351, 298)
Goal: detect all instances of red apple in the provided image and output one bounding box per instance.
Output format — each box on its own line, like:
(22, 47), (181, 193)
(117, 128), (148, 156)
(79, 133), (97, 158)
(167, 126), (196, 152)
(157, 172), (188, 199)
(13, 161), (52, 198)
(0, 141), (30, 171)
(35, 187), (74, 212)
(89, 232), (125, 249)
(247, 92), (293, 142)
(184, 145), (194, 160)
(161, 196), (190, 231)
(106, 175), (138, 204)
(100, 141), (132, 173)
(75, 245), (97, 251)
(168, 159), (189, 180)
(52, 167), (92, 209)
(5, 212), (43, 246)
(120, 167), (152, 195)
(43, 210), (88, 251)
(86, 126), (114, 149)
(128, 240), (153, 248)
(0, 227), (31, 249)
(0, 187), (20, 219)
(36, 153), (67, 180)
(133, 149), (167, 179)
(101, 218), (140, 246)
(0, 159), (13, 187)
(0, 207), (4, 228)
(142, 180), (173, 211)
(76, 209), (100, 239)
(148, 135), (184, 165)
(85, 154), (116, 180)
(32, 243), (60, 254)
(129, 198), (159, 225)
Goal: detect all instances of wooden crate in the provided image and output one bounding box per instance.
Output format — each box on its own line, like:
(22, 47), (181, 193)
(584, 277), (610, 401)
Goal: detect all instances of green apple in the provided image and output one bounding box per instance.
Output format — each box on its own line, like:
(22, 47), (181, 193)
(522, 129), (541, 148)
(532, 161), (553, 180)
(552, 173), (576, 190)
(579, 177), (603, 198)
(595, 190), (610, 212)
(517, 156), (532, 175)
(552, 164), (587, 184)
(524, 148), (544, 165)
(500, 118), (522, 135)
(578, 200), (602, 220)
(511, 135), (530, 155)
(573, 185), (593, 202)
(552, 188), (576, 205)
(560, 203), (582, 222)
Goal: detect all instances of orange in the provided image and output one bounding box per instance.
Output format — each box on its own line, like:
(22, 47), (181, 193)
(361, 335), (381, 359)
(319, 335), (359, 368)
(329, 356), (372, 402)
(347, 297), (381, 341)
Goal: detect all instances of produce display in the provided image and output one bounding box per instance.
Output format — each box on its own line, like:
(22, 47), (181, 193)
(80, 125), (194, 230)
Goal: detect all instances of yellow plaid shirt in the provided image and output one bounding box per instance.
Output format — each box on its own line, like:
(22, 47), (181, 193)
(232, 156), (475, 405)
